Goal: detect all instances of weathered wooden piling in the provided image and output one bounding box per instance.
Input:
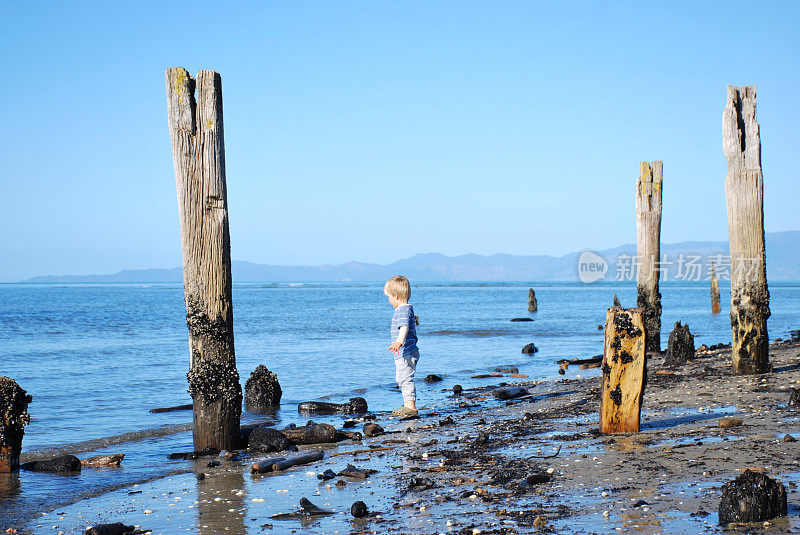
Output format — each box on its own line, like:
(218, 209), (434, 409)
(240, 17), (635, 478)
(723, 85), (770, 374)
(527, 289), (538, 312)
(166, 68), (242, 450)
(710, 263), (721, 314)
(600, 308), (646, 433)
(636, 161), (662, 353)
(0, 377), (32, 472)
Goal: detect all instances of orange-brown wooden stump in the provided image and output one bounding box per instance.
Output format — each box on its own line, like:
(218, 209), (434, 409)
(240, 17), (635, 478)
(600, 308), (646, 434)
(0, 377), (32, 472)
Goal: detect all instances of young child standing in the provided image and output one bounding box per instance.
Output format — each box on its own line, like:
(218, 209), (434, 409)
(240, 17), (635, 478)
(384, 275), (419, 417)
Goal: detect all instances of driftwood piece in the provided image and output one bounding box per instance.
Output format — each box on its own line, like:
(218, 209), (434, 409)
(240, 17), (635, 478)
(281, 423), (339, 445)
(330, 446), (397, 457)
(166, 67), (242, 450)
(81, 453), (125, 467)
(636, 161), (663, 353)
(244, 365), (282, 412)
(250, 457), (287, 474)
(528, 289), (538, 313)
(168, 447), (219, 460)
(149, 403), (192, 414)
(21, 454), (81, 472)
(272, 450), (324, 471)
(723, 85), (771, 374)
(555, 355), (602, 365)
(600, 308), (646, 433)
(297, 397), (367, 415)
(0, 377), (32, 472)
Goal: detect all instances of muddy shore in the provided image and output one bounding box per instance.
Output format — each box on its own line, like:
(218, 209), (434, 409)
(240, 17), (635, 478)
(11, 340), (800, 534)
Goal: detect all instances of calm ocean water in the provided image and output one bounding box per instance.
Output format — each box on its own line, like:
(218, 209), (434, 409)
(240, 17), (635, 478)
(2, 281), (800, 524)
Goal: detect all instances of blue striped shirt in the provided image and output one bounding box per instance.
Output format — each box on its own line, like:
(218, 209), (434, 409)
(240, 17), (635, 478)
(390, 304), (418, 355)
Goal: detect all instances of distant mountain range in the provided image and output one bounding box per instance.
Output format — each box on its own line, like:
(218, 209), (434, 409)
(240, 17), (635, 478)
(21, 231), (800, 283)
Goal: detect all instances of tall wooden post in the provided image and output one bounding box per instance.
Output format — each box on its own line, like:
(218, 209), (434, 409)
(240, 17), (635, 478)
(723, 85), (771, 375)
(600, 308), (646, 433)
(0, 377), (32, 472)
(166, 68), (242, 450)
(527, 289), (538, 313)
(710, 263), (721, 314)
(636, 161), (663, 353)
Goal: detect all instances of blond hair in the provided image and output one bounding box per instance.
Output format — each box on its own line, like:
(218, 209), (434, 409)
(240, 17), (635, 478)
(384, 275), (411, 301)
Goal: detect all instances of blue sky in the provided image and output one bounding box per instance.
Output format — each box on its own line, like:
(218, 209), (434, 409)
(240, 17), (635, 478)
(1, 1), (798, 281)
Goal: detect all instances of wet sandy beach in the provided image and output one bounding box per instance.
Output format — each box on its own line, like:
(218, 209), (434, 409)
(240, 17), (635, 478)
(10, 339), (800, 535)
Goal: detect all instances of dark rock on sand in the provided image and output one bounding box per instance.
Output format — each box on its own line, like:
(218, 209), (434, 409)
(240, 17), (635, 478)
(248, 427), (294, 453)
(84, 523), (137, 535)
(21, 454), (81, 472)
(439, 416), (455, 426)
(474, 432), (490, 445)
(339, 463), (377, 479)
(521, 343), (539, 354)
(244, 364), (282, 412)
(493, 386), (528, 400)
(343, 419), (356, 428)
(784, 434), (797, 442)
(452, 385), (463, 395)
(511, 317), (534, 322)
(718, 470), (787, 524)
(789, 388), (800, 406)
(351, 500), (369, 518)
(718, 417), (743, 428)
(298, 397), (368, 415)
(526, 472), (551, 485)
(317, 469), (337, 481)
(665, 321), (695, 366)
(363, 423), (384, 437)
(423, 374), (442, 383)
(408, 476), (436, 490)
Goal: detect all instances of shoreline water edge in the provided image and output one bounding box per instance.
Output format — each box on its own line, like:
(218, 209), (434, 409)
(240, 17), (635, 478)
(4, 337), (800, 534)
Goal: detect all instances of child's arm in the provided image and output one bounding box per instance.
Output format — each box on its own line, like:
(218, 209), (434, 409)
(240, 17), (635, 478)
(388, 326), (409, 355)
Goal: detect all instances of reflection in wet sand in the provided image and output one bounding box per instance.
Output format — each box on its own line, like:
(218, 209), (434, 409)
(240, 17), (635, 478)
(196, 468), (247, 535)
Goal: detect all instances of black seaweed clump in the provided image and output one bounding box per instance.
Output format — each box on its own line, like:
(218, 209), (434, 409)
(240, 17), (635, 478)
(609, 385), (622, 406)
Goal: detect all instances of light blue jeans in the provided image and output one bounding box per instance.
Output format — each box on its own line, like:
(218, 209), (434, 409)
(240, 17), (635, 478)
(394, 350), (420, 403)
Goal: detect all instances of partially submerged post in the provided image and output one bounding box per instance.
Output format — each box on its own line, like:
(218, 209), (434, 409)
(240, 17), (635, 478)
(166, 68), (242, 450)
(710, 263), (721, 314)
(527, 289), (538, 313)
(600, 308), (646, 433)
(0, 377), (32, 472)
(636, 161), (663, 353)
(723, 85), (770, 374)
